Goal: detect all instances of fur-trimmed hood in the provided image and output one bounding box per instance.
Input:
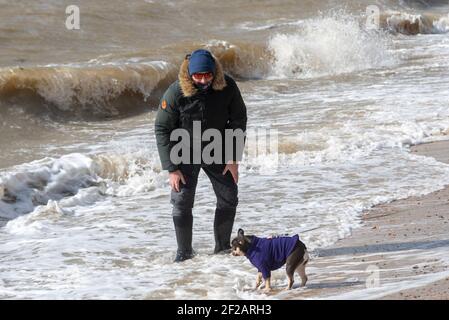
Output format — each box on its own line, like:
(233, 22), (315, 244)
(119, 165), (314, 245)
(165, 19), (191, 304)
(178, 53), (227, 97)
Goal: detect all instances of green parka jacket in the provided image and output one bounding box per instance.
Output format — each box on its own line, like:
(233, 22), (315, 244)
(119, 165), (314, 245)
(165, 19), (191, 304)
(155, 55), (247, 172)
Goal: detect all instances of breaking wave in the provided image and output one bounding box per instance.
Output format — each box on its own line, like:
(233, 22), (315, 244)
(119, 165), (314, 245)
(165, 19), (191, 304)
(1, 9), (447, 120)
(381, 12), (449, 34)
(267, 11), (397, 79)
(0, 152), (166, 219)
(0, 61), (175, 119)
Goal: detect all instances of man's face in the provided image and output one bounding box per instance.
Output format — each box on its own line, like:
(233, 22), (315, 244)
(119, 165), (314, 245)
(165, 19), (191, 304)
(191, 72), (214, 87)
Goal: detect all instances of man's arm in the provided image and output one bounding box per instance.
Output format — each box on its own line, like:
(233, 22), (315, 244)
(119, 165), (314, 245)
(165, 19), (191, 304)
(228, 79), (247, 133)
(154, 85), (180, 172)
(226, 78), (247, 163)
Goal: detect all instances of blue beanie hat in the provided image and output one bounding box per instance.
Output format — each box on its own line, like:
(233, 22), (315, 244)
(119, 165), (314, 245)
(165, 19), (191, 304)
(188, 49), (216, 76)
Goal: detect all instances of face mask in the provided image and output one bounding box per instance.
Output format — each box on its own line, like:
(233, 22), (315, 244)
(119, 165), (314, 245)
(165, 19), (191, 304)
(195, 81), (212, 91)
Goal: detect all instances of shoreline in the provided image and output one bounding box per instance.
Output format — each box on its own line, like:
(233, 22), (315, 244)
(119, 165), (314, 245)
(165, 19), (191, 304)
(2, 141), (449, 299)
(286, 140), (449, 300)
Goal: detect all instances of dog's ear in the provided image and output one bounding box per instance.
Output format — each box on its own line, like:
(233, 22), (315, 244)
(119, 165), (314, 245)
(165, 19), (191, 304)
(238, 228), (244, 237)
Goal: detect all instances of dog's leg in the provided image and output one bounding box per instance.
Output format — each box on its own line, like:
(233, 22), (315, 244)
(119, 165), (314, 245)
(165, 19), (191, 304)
(296, 251), (309, 287)
(264, 277), (271, 292)
(285, 262), (296, 290)
(255, 272), (262, 289)
(286, 241), (306, 290)
(286, 274), (294, 290)
(297, 264), (307, 287)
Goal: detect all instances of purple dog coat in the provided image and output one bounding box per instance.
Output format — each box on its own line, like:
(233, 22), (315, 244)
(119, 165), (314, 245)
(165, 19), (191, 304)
(245, 235), (300, 279)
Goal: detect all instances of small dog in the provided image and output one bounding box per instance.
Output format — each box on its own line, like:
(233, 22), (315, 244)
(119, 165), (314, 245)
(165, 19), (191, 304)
(231, 228), (309, 291)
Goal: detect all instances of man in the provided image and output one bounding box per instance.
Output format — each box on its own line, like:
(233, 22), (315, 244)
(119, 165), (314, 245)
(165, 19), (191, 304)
(154, 49), (247, 262)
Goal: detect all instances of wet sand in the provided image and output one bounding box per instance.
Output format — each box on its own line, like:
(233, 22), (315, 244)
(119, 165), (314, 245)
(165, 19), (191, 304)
(285, 140), (449, 300)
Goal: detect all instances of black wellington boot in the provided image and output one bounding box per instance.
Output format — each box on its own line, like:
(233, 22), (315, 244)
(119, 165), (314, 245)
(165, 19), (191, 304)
(213, 208), (236, 254)
(173, 214), (194, 262)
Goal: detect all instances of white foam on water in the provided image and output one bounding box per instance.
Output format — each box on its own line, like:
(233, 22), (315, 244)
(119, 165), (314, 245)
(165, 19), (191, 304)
(0, 153), (99, 219)
(268, 11), (397, 79)
(237, 19), (305, 31)
(4, 200), (72, 236)
(433, 14), (449, 33)
(0, 150), (166, 221)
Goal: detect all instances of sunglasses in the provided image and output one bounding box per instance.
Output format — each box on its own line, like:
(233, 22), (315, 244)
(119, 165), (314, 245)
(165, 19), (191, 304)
(191, 72), (214, 80)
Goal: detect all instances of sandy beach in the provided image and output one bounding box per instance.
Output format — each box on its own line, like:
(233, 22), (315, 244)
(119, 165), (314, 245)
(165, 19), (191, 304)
(285, 140), (449, 300)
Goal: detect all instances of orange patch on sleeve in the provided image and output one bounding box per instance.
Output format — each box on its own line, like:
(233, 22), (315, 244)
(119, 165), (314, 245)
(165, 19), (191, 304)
(161, 100), (167, 109)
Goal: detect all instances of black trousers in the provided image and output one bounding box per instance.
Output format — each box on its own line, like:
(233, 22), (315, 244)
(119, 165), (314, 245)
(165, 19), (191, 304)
(171, 163), (238, 216)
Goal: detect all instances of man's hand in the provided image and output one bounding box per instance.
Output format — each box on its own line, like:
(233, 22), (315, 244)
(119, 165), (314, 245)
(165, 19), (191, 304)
(169, 170), (186, 192)
(222, 162), (239, 184)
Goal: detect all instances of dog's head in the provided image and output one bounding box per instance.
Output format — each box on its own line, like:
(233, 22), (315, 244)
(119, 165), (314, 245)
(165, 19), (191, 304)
(231, 228), (253, 256)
